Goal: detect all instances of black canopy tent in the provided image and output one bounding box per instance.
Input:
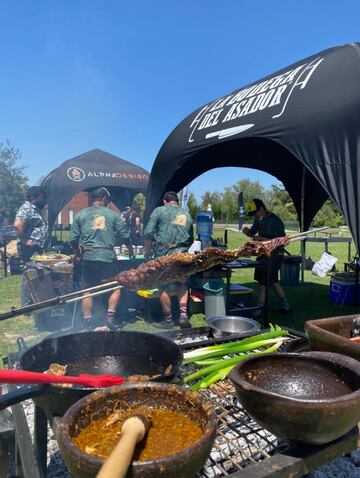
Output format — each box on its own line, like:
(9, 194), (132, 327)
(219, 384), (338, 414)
(145, 43), (360, 253)
(42, 149), (149, 232)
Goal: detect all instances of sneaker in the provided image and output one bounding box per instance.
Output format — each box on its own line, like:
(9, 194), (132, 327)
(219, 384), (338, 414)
(277, 306), (293, 314)
(82, 317), (101, 331)
(154, 319), (175, 329)
(179, 315), (192, 329)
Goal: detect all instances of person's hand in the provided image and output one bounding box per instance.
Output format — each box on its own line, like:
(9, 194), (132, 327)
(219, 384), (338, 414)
(71, 254), (82, 264)
(242, 227), (252, 237)
(25, 239), (34, 247)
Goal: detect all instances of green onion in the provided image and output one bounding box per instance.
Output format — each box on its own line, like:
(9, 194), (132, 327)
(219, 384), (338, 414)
(183, 328), (288, 364)
(189, 341), (283, 391)
(183, 338), (285, 383)
(191, 365), (234, 391)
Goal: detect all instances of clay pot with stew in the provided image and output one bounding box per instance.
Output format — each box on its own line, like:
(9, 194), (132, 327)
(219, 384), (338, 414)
(54, 382), (217, 478)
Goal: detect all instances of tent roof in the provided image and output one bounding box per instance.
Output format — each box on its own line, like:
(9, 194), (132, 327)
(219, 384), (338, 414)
(42, 149), (149, 229)
(145, 43), (360, 251)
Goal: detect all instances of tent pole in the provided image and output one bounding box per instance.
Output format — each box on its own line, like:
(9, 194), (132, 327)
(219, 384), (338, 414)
(300, 167), (306, 284)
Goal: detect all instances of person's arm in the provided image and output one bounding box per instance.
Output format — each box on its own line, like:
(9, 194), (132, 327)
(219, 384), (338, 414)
(243, 221), (258, 239)
(143, 209), (158, 260)
(144, 239), (153, 260)
(70, 216), (84, 262)
(13, 218), (26, 241)
(70, 216), (81, 251)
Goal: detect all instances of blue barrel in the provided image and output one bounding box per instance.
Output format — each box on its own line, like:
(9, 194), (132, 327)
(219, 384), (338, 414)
(196, 211), (213, 249)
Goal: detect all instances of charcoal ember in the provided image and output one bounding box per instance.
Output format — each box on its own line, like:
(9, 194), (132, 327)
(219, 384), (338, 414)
(351, 316), (360, 338)
(111, 236), (290, 291)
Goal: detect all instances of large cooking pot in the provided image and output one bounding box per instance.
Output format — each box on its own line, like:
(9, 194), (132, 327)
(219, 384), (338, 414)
(0, 331), (182, 417)
(54, 382), (217, 478)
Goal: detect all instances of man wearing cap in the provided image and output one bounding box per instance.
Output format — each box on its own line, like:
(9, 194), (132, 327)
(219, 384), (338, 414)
(70, 187), (134, 329)
(242, 198), (292, 314)
(143, 191), (194, 329)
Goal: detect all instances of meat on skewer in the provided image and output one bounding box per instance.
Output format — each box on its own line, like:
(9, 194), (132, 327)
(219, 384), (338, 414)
(111, 236), (289, 291)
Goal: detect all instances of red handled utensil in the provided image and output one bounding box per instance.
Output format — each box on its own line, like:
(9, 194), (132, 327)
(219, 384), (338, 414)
(0, 369), (126, 388)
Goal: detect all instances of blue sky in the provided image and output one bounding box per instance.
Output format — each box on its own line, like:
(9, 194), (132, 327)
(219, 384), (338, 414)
(1, 0), (359, 200)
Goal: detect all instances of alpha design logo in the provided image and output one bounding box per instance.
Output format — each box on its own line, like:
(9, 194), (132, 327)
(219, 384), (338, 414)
(67, 167), (86, 182)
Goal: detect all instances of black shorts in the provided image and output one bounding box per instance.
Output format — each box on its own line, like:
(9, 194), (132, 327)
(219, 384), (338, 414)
(80, 261), (119, 289)
(254, 254), (283, 286)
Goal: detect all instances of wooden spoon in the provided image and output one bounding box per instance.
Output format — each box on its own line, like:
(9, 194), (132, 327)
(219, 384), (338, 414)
(96, 414), (152, 478)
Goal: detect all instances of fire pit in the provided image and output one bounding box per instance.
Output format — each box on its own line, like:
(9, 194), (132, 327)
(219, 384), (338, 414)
(4, 327), (360, 477)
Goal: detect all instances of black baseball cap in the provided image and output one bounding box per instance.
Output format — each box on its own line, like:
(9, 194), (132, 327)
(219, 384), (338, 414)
(247, 198), (265, 216)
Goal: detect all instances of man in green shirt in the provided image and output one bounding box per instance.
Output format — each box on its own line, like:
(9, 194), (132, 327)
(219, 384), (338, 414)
(70, 187), (134, 329)
(243, 198), (292, 314)
(144, 191), (194, 329)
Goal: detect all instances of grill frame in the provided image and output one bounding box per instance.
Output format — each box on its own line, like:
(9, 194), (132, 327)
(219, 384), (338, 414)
(3, 326), (360, 478)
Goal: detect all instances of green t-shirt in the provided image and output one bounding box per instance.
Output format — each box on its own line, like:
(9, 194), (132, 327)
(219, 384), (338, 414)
(70, 206), (130, 262)
(144, 204), (194, 256)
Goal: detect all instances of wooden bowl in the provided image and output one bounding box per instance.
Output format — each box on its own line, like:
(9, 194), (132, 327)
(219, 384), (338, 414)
(55, 382), (217, 478)
(230, 352), (360, 445)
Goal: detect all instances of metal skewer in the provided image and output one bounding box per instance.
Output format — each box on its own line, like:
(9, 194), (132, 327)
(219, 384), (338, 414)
(65, 285), (123, 303)
(262, 226), (330, 245)
(0, 281), (122, 321)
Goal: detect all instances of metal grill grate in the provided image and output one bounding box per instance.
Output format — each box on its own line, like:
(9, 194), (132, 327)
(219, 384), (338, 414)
(175, 331), (295, 477)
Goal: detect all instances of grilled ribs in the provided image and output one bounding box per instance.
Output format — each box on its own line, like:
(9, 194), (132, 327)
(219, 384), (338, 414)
(112, 236), (289, 291)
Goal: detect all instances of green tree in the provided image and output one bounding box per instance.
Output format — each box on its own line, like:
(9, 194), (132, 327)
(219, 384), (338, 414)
(233, 178), (267, 208)
(221, 187), (237, 222)
(312, 200), (345, 227)
(0, 140), (28, 221)
(269, 185), (297, 221)
(132, 193), (146, 216)
(200, 191), (223, 220)
(187, 192), (198, 219)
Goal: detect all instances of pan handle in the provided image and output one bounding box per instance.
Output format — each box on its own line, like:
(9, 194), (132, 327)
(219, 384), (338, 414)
(0, 384), (47, 411)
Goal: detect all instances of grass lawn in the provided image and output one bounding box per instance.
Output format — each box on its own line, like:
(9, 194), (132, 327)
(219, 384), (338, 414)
(0, 227), (358, 361)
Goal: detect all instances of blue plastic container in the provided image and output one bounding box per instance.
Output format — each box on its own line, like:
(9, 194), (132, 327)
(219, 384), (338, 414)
(229, 284), (253, 307)
(329, 277), (360, 305)
(196, 211), (213, 248)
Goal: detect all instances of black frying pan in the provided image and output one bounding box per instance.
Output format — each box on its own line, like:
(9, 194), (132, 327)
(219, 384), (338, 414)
(0, 330), (183, 417)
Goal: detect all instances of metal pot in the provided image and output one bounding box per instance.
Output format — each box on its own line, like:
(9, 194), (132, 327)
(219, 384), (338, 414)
(207, 316), (260, 339)
(0, 331), (183, 418)
(54, 382), (217, 478)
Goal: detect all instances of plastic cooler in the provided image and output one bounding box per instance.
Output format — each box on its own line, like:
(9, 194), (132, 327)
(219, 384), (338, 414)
(329, 273), (360, 305)
(280, 255), (301, 286)
(203, 280), (225, 319)
(229, 284), (253, 307)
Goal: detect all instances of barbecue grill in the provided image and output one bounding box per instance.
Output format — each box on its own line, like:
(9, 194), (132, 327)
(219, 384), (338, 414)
(2, 327), (360, 478)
